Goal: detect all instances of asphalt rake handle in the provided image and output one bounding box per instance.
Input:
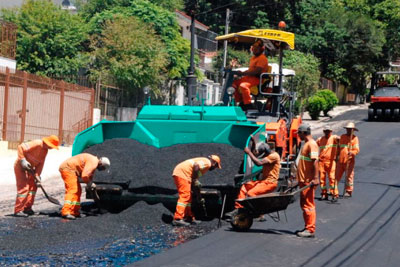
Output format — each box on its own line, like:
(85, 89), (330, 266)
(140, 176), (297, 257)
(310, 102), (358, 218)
(29, 169), (62, 206)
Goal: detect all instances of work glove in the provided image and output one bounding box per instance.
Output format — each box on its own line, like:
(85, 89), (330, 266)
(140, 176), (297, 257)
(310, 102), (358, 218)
(194, 180), (201, 188)
(20, 159), (32, 171)
(89, 182), (97, 190)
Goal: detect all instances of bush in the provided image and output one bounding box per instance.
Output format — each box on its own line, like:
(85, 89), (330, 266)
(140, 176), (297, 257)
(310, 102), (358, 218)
(306, 95), (327, 120)
(315, 89), (339, 116)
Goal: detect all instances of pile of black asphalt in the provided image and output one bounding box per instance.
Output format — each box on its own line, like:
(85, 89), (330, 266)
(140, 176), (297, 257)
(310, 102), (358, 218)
(86, 138), (244, 188)
(0, 139), (244, 266)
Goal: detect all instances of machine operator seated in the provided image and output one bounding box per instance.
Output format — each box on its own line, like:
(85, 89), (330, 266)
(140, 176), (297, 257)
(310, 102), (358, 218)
(232, 39), (270, 111)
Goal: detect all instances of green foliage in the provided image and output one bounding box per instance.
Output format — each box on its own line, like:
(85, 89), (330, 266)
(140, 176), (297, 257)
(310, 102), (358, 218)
(1, 0), (88, 77)
(371, 0), (400, 61)
(148, 0), (184, 11)
(88, 0), (190, 80)
(89, 16), (168, 100)
(78, 0), (130, 21)
(315, 89), (338, 116)
(282, 50), (321, 100)
(213, 48), (251, 71)
(305, 95), (327, 120)
(79, 0), (184, 20)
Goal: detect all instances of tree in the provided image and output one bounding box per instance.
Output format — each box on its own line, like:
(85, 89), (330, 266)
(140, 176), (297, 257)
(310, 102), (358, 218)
(1, 0), (88, 77)
(341, 11), (385, 96)
(213, 48), (251, 71)
(280, 50), (321, 103)
(89, 16), (168, 105)
(79, 0), (184, 19)
(87, 0), (190, 80)
(372, 0), (400, 61)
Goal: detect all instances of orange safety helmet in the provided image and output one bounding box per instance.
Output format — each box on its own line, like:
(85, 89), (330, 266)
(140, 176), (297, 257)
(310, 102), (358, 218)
(210, 155), (222, 169)
(42, 135), (59, 150)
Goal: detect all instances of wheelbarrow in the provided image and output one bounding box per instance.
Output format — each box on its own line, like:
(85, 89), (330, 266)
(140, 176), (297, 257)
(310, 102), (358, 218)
(230, 183), (312, 231)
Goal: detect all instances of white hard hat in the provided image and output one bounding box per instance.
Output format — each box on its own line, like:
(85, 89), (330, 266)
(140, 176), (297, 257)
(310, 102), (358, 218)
(99, 157), (110, 169)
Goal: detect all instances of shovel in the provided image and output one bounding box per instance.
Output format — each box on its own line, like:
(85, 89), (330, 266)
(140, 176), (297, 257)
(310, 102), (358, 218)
(29, 170), (61, 206)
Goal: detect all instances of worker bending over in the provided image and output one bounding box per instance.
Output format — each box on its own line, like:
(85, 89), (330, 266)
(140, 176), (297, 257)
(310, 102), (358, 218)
(316, 125), (339, 202)
(14, 135), (59, 217)
(296, 124), (319, 238)
(335, 122), (360, 198)
(232, 39), (269, 111)
(58, 153), (110, 220)
(172, 155), (221, 227)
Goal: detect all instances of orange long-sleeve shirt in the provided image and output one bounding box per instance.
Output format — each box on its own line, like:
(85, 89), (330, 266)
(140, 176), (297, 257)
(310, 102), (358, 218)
(338, 134), (360, 163)
(316, 135), (339, 162)
(172, 157), (212, 182)
(248, 54), (269, 74)
(59, 153), (99, 183)
(16, 139), (48, 175)
(262, 152), (281, 183)
(297, 139), (319, 183)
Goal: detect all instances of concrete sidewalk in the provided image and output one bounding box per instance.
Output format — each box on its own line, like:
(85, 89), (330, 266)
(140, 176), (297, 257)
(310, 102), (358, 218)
(0, 144), (72, 185)
(304, 103), (367, 134)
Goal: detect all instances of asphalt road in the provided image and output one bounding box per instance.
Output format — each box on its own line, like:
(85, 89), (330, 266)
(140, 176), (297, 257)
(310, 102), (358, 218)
(136, 109), (400, 267)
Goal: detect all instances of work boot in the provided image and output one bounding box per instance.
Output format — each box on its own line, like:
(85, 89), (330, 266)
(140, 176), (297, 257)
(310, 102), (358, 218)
(62, 214), (76, 220)
(331, 196), (339, 203)
(186, 218), (201, 225)
(320, 195), (328, 201)
(257, 215), (267, 222)
(14, 212), (29, 218)
(23, 209), (40, 216)
(344, 191), (352, 198)
(172, 219), (190, 227)
(77, 214), (86, 218)
(296, 229), (315, 238)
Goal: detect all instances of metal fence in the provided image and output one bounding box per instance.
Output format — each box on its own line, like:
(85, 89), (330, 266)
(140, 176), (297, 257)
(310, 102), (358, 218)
(196, 30), (218, 52)
(0, 20), (17, 59)
(0, 67), (94, 145)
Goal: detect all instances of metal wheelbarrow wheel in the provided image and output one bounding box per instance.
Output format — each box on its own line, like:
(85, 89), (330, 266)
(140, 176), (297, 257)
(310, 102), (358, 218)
(230, 210), (253, 231)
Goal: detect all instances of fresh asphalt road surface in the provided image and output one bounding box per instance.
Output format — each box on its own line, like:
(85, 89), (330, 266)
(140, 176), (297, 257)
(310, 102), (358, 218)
(135, 110), (400, 267)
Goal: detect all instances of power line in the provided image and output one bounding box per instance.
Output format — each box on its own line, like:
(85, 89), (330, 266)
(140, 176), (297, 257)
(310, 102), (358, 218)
(196, 3), (236, 16)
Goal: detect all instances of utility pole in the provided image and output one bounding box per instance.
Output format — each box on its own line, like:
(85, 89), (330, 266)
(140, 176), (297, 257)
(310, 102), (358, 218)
(222, 8), (230, 68)
(186, 8), (197, 105)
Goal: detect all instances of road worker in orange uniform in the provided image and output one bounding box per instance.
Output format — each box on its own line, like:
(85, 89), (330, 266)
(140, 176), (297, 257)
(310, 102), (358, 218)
(334, 122), (360, 198)
(172, 155), (221, 226)
(232, 39), (269, 111)
(14, 135), (59, 217)
(234, 143), (280, 209)
(58, 153), (110, 220)
(316, 125), (339, 201)
(296, 124), (319, 238)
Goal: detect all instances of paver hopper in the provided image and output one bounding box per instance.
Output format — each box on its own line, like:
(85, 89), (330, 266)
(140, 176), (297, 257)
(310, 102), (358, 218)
(73, 105), (268, 216)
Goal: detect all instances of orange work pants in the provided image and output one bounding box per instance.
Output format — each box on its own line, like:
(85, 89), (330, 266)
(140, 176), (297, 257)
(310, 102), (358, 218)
(318, 160), (336, 197)
(235, 180), (277, 209)
(60, 168), (82, 217)
(299, 182), (316, 233)
(14, 161), (37, 214)
(334, 159), (355, 196)
(173, 176), (195, 220)
(233, 76), (260, 105)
